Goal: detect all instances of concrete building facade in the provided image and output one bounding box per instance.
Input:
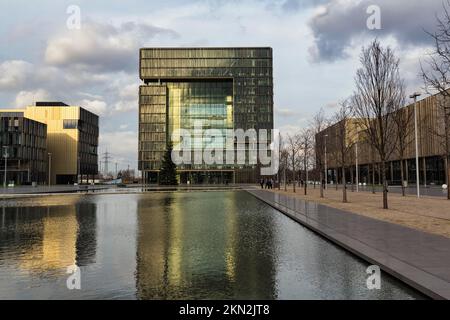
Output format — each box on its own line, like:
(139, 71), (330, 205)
(316, 92), (450, 187)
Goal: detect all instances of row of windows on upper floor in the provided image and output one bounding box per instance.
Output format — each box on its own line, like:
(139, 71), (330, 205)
(141, 68), (272, 78)
(139, 104), (271, 115)
(78, 141), (98, 155)
(79, 132), (99, 147)
(63, 119), (99, 136)
(0, 132), (46, 149)
(139, 132), (166, 142)
(141, 48), (272, 59)
(0, 118), (47, 136)
(140, 123), (166, 132)
(139, 142), (166, 152)
(141, 58), (272, 69)
(140, 114), (166, 123)
(80, 108), (99, 125)
(138, 106), (272, 116)
(77, 152), (98, 165)
(1, 146), (47, 161)
(141, 77), (272, 87)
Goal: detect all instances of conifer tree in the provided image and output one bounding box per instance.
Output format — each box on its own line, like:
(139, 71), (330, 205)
(159, 141), (178, 185)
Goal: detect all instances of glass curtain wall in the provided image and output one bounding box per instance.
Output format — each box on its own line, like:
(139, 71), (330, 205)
(167, 81), (233, 171)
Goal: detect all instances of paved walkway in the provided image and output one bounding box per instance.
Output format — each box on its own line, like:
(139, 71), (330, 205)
(247, 189), (450, 300)
(326, 184), (448, 198)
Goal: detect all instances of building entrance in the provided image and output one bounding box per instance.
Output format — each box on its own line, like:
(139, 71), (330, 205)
(179, 171), (233, 185)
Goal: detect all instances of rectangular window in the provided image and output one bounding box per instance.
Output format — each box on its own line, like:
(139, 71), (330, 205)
(63, 119), (78, 129)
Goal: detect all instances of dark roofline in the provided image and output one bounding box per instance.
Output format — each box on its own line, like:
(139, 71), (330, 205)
(35, 101), (68, 107)
(140, 46), (272, 50)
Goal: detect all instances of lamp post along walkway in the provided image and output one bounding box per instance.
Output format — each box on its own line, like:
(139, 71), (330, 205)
(410, 92), (421, 198)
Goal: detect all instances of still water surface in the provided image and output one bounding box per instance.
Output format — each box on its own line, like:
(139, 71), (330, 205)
(0, 191), (423, 299)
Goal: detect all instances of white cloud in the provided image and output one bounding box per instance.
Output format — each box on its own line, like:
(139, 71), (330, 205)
(276, 107), (299, 117)
(45, 21), (178, 72)
(99, 130), (138, 160)
(14, 89), (50, 108)
(113, 83), (139, 113)
(0, 60), (33, 90)
(79, 99), (108, 116)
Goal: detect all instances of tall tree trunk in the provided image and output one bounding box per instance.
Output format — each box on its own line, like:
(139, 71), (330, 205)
(342, 166), (347, 203)
(382, 160), (388, 209)
(400, 158), (406, 196)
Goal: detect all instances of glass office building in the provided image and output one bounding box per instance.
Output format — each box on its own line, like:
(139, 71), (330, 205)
(0, 111), (47, 185)
(139, 47), (273, 184)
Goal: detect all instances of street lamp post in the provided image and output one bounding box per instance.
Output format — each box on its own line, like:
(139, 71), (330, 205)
(324, 134), (328, 190)
(77, 156), (81, 184)
(355, 142), (359, 192)
(48, 153), (52, 186)
(2, 146), (8, 188)
(410, 92), (421, 198)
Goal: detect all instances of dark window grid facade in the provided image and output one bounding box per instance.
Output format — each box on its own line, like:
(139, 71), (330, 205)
(0, 116), (47, 183)
(139, 84), (167, 171)
(140, 48), (272, 59)
(77, 109), (99, 175)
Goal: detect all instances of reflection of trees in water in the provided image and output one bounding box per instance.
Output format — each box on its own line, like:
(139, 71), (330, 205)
(134, 191), (277, 299)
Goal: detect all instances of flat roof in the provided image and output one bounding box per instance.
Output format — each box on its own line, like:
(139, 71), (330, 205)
(35, 102), (69, 107)
(140, 47), (272, 50)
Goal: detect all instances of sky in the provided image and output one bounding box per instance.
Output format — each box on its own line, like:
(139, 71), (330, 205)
(0, 0), (445, 172)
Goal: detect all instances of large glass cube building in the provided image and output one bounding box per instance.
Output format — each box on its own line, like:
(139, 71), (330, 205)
(139, 47), (273, 184)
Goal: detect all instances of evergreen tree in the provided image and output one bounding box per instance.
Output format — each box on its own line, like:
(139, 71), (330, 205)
(159, 141), (178, 185)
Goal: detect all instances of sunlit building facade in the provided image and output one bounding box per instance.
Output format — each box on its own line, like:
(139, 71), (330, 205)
(139, 47), (273, 184)
(2, 102), (99, 184)
(24, 102), (99, 184)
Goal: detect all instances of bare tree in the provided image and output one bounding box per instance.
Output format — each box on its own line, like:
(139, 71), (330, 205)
(352, 39), (404, 209)
(333, 99), (356, 203)
(392, 100), (412, 196)
(286, 133), (301, 193)
(299, 128), (314, 195)
(311, 108), (328, 198)
(421, 0), (450, 199)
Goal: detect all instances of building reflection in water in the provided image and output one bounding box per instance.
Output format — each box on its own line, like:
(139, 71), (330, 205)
(135, 191), (278, 299)
(0, 197), (97, 275)
(75, 202), (97, 266)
